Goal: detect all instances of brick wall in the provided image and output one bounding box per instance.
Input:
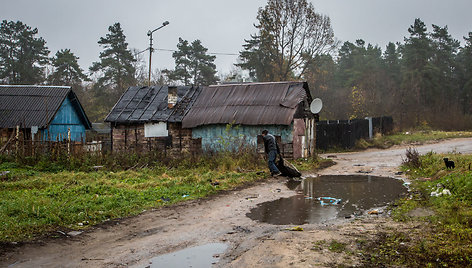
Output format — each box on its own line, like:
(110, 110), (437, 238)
(111, 122), (201, 155)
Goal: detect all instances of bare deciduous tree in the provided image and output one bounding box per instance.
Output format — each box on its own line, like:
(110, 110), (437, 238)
(239, 0), (336, 81)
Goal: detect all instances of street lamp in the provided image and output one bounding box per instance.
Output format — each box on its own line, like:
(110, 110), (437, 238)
(147, 21), (169, 86)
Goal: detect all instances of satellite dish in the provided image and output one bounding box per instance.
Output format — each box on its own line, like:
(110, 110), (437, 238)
(310, 98), (323, 114)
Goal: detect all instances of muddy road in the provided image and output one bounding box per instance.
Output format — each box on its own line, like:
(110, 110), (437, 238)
(2, 138), (472, 268)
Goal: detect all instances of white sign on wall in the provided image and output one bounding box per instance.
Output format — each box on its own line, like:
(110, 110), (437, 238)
(144, 122), (168, 137)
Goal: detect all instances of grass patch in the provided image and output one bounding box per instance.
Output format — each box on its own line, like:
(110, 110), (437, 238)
(328, 240), (347, 253)
(0, 151), (268, 242)
(361, 151), (472, 267)
(290, 157), (334, 172)
(355, 130), (472, 151)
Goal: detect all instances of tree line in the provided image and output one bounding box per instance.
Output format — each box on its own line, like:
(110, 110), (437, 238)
(1, 0), (471, 130)
(235, 0), (472, 130)
(306, 19), (472, 130)
(0, 20), (218, 121)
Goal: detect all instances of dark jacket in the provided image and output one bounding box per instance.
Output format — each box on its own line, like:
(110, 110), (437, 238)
(263, 134), (280, 154)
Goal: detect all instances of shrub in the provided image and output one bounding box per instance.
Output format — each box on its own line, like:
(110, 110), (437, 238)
(403, 147), (421, 168)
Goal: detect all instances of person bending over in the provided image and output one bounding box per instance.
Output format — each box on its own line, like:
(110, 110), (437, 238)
(261, 130), (281, 176)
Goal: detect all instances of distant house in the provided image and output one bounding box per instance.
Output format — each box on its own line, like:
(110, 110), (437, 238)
(105, 85), (203, 153)
(182, 81), (316, 159)
(90, 123), (111, 141)
(0, 85), (92, 142)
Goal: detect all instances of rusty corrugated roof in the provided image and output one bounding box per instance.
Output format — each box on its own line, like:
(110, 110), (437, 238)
(0, 85), (92, 129)
(182, 81), (310, 128)
(105, 85), (203, 124)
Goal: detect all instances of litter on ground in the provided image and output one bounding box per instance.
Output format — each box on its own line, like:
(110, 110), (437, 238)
(431, 188), (451, 197)
(316, 197), (342, 206)
(285, 226), (304, 231)
(368, 210), (381, 215)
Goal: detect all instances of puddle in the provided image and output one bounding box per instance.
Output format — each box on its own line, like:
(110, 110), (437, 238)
(147, 243), (227, 268)
(247, 175), (407, 225)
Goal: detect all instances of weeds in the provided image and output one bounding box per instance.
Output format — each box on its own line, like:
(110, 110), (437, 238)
(290, 157), (333, 172)
(402, 147), (421, 168)
(361, 151), (472, 267)
(328, 240), (347, 253)
(0, 149), (267, 242)
(0, 122), (325, 243)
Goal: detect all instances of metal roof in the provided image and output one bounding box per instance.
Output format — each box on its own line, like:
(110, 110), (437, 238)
(182, 81), (311, 128)
(104, 85), (203, 124)
(0, 85), (92, 129)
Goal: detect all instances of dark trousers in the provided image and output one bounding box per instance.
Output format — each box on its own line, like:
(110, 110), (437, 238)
(268, 150), (280, 174)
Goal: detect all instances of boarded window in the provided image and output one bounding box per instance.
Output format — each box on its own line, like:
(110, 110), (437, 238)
(144, 122), (168, 137)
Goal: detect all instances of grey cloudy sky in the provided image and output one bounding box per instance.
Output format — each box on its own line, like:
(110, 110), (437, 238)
(2, 0), (472, 77)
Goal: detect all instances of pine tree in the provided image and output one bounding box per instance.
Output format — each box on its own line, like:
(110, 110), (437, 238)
(166, 38), (218, 86)
(401, 18), (435, 123)
(167, 38), (192, 85)
(89, 22), (136, 95)
(335, 40), (385, 117)
(238, 34), (278, 82)
(383, 42), (401, 83)
(89, 22), (136, 121)
(458, 32), (472, 113)
(49, 49), (88, 85)
(0, 20), (49, 84)
(430, 25), (460, 106)
(190, 40), (218, 85)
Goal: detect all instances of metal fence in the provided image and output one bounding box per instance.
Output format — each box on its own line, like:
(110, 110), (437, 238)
(316, 116), (394, 150)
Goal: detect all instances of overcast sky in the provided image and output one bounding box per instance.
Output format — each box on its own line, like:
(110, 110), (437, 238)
(2, 0), (472, 77)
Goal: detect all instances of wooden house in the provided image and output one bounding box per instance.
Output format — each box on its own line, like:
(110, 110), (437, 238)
(104, 85), (203, 153)
(182, 81), (316, 159)
(0, 85), (91, 142)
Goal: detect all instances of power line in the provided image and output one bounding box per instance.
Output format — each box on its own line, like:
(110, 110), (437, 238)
(136, 48), (149, 55)
(136, 48), (238, 56)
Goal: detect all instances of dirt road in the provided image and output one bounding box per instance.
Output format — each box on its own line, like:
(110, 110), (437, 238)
(2, 138), (472, 268)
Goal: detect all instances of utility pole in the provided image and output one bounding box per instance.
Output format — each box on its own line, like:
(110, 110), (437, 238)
(147, 21), (169, 86)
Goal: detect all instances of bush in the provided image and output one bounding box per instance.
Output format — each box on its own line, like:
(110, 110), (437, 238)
(403, 147), (421, 168)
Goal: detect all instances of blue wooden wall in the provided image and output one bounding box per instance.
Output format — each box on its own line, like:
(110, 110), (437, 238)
(41, 97), (86, 141)
(192, 124), (293, 151)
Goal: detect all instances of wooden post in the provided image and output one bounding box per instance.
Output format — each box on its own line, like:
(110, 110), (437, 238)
(67, 128), (71, 158)
(15, 125), (19, 157)
(32, 128), (35, 158)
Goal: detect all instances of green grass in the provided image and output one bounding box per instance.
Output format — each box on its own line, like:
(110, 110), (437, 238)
(0, 151), (268, 242)
(361, 151), (472, 267)
(384, 130), (472, 144)
(0, 151), (332, 242)
(328, 240), (348, 253)
(290, 157), (334, 172)
(355, 130), (472, 151)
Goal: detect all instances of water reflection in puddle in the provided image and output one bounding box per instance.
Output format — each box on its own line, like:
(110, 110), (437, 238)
(247, 175), (407, 225)
(147, 243), (227, 268)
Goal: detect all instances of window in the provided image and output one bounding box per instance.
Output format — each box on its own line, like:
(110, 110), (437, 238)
(144, 122), (168, 137)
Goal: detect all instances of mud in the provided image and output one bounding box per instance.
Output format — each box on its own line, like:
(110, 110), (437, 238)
(1, 138), (471, 268)
(247, 175), (407, 225)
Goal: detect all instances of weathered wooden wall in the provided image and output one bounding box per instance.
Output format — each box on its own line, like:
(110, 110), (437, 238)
(41, 97), (87, 142)
(111, 122), (201, 155)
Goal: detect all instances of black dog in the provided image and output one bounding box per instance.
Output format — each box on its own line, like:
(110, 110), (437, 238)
(443, 158), (455, 169)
